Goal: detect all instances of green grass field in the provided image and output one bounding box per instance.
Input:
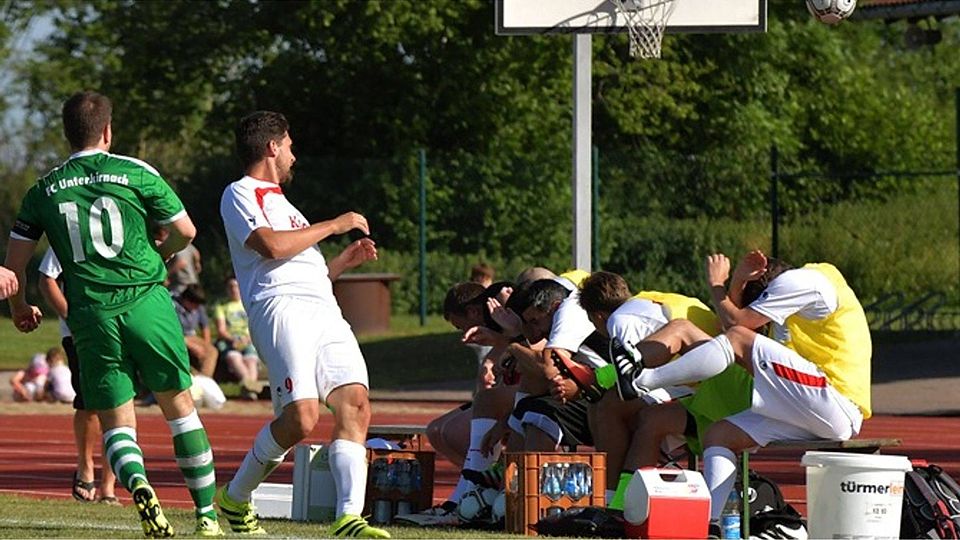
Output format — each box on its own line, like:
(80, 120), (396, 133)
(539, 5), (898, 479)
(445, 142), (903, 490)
(0, 492), (523, 538)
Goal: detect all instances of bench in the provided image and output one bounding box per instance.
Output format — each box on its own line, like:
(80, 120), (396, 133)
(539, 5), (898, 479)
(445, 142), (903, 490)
(367, 424), (429, 451)
(739, 437), (902, 538)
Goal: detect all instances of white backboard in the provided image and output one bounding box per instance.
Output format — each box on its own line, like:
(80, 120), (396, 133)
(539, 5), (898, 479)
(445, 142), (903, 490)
(495, 0), (767, 35)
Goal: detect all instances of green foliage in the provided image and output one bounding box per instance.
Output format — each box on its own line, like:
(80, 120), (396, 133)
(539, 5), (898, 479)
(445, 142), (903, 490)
(2, 0), (958, 318)
(781, 181), (959, 304)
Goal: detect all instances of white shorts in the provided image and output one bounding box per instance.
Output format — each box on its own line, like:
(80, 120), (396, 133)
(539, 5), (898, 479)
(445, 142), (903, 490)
(247, 295), (369, 415)
(727, 334), (862, 447)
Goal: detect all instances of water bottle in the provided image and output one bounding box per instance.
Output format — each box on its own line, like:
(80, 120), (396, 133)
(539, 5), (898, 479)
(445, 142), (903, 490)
(385, 459), (398, 490)
(410, 459), (422, 491)
(563, 463), (575, 498)
(720, 488), (741, 539)
(371, 458), (388, 491)
(397, 460), (411, 494)
(540, 464), (551, 496)
(544, 464), (562, 501)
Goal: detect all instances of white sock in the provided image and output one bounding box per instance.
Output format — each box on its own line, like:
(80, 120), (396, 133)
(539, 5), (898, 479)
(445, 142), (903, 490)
(449, 418), (499, 504)
(329, 438), (368, 517)
(703, 446), (738, 520)
(463, 418), (498, 471)
(634, 334), (735, 391)
(449, 476), (475, 504)
(228, 423), (288, 502)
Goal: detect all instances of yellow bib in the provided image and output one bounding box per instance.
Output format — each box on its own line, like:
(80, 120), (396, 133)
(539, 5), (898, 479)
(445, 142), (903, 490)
(784, 263), (872, 418)
(634, 291), (721, 337)
(560, 269), (591, 288)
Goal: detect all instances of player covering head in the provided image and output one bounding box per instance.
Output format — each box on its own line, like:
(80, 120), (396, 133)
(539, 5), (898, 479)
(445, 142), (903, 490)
(217, 111), (388, 538)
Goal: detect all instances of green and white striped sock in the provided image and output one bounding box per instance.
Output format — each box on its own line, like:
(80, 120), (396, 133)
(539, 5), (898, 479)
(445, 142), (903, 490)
(169, 410), (217, 519)
(103, 426), (148, 491)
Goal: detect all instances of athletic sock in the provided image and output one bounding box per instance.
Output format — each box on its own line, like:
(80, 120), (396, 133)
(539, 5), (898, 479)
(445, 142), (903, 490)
(608, 471), (633, 510)
(168, 410), (217, 519)
(227, 423), (288, 503)
(463, 418), (499, 471)
(703, 446), (738, 521)
(449, 417), (501, 501)
(103, 426), (148, 492)
(328, 438), (368, 518)
(449, 476), (475, 505)
(634, 334), (735, 390)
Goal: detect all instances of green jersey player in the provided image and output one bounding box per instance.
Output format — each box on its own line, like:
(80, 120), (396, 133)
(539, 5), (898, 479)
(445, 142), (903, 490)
(3, 92), (222, 538)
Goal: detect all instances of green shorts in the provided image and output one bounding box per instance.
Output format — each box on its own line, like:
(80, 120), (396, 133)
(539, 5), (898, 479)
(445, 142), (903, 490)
(73, 285), (193, 410)
(681, 364), (754, 455)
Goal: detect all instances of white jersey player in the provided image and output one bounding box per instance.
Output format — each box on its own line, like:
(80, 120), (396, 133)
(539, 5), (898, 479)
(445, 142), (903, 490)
(216, 111), (388, 539)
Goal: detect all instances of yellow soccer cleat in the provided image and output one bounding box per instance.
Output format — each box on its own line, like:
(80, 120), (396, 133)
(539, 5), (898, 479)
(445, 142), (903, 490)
(214, 485), (266, 535)
(132, 483), (175, 538)
(329, 514), (391, 538)
(195, 515), (225, 537)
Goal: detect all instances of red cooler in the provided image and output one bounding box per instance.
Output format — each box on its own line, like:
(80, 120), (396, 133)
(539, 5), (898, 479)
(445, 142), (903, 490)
(623, 468), (711, 539)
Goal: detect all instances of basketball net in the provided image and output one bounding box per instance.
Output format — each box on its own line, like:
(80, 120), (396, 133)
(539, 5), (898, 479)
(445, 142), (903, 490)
(611, 0), (678, 59)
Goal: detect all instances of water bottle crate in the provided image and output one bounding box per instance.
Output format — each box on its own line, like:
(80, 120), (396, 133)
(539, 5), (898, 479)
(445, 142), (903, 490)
(504, 452), (606, 536)
(363, 449), (435, 522)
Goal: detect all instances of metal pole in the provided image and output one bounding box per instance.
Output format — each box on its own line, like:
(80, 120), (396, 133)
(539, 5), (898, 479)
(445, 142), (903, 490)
(573, 34), (592, 272)
(592, 145), (600, 271)
(418, 148), (427, 326)
(770, 145), (780, 258)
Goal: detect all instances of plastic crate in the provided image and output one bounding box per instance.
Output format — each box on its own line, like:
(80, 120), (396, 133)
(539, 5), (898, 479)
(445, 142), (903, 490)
(505, 452), (606, 536)
(363, 449), (435, 523)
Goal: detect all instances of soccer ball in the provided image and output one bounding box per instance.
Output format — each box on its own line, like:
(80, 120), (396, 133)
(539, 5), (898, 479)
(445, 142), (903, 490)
(806, 0), (856, 25)
(456, 487), (498, 522)
(491, 491), (507, 522)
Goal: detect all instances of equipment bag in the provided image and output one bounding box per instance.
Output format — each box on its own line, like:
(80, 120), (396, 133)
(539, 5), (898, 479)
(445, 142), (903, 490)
(737, 470), (808, 539)
(532, 506), (626, 538)
(901, 461), (960, 539)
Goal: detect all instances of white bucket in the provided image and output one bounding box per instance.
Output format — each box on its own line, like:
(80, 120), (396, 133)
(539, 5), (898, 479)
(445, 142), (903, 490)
(802, 451), (912, 539)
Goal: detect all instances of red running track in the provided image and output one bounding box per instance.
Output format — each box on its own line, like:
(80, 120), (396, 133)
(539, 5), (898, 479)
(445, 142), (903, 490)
(1, 404), (958, 517)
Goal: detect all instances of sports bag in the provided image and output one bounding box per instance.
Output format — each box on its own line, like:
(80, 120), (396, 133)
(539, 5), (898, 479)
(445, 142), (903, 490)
(532, 506), (626, 538)
(737, 471), (808, 539)
(901, 461), (960, 539)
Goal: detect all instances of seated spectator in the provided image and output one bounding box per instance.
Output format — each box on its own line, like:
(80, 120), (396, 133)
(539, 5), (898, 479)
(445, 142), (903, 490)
(213, 275), (261, 399)
(173, 284), (219, 378)
(470, 262), (495, 288)
(44, 347), (76, 404)
(11, 353), (49, 402)
(166, 241), (202, 296)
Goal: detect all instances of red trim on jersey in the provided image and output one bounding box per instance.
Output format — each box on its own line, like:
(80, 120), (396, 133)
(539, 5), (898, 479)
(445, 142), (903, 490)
(254, 186), (283, 226)
(772, 362), (827, 387)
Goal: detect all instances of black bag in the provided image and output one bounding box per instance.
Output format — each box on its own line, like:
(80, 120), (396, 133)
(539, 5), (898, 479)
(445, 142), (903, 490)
(532, 506), (626, 538)
(901, 462), (960, 539)
(737, 470), (790, 516)
(737, 471), (808, 539)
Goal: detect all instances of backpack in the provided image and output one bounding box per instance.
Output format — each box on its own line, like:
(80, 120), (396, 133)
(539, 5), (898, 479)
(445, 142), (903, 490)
(737, 471), (808, 539)
(901, 461), (960, 539)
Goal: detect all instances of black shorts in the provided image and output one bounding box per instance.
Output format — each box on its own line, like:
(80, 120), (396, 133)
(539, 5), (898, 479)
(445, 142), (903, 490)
(511, 394), (593, 448)
(62, 336), (86, 411)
